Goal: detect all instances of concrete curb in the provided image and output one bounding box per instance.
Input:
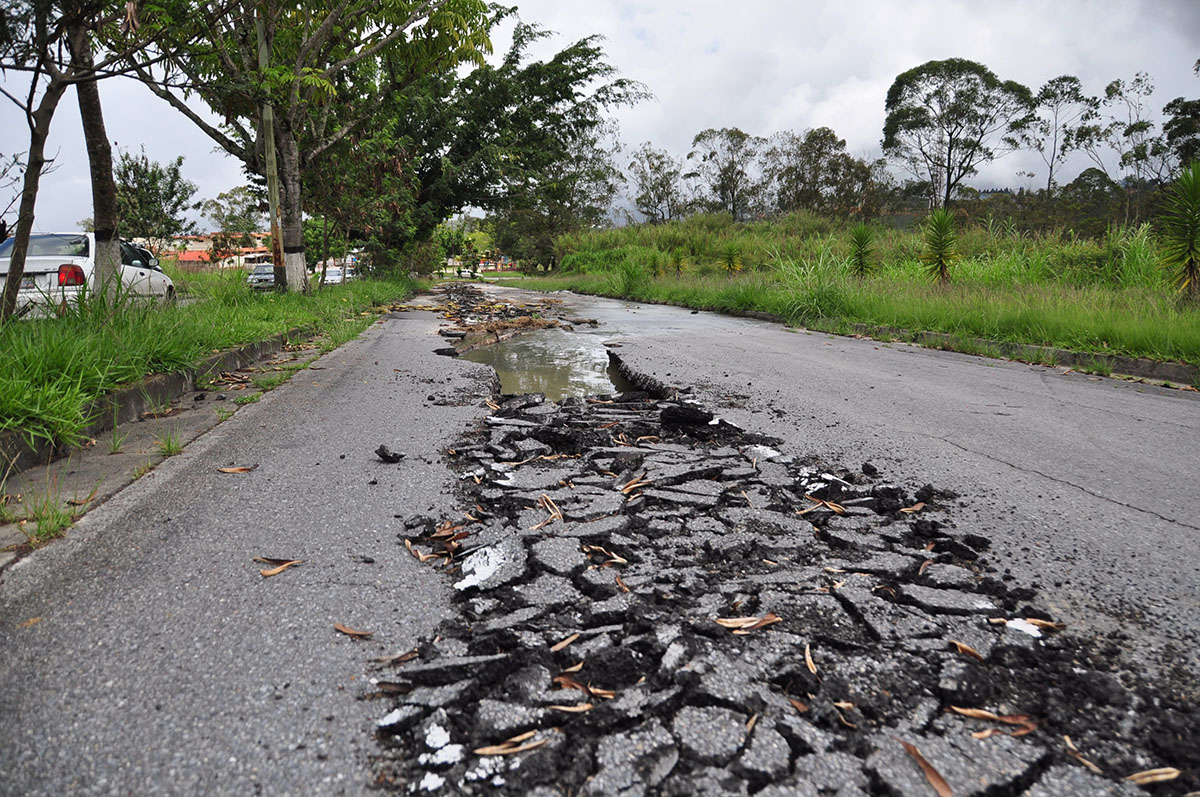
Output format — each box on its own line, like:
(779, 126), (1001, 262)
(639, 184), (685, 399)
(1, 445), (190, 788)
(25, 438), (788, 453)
(0, 328), (307, 477)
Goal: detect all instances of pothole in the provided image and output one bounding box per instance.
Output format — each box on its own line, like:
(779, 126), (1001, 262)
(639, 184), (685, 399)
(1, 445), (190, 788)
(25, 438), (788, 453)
(460, 331), (636, 402)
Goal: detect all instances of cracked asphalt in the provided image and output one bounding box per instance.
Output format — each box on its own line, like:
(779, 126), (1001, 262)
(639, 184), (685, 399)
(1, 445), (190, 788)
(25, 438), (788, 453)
(559, 288), (1200, 679)
(1, 284), (1196, 794)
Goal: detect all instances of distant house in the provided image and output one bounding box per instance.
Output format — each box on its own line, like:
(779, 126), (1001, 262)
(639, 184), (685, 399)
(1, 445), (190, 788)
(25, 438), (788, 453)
(166, 233), (272, 269)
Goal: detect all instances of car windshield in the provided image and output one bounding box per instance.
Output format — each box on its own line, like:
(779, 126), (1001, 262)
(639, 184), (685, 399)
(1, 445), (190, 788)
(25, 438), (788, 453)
(251, 265), (273, 275)
(0, 234), (89, 258)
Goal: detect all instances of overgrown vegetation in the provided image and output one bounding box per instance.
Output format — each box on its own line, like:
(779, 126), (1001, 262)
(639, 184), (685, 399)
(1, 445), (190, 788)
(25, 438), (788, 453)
(0, 267), (414, 448)
(539, 210), (1200, 365)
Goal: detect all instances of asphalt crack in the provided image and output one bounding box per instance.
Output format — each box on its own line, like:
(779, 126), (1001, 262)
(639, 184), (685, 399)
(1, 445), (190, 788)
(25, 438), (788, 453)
(931, 435), (1200, 532)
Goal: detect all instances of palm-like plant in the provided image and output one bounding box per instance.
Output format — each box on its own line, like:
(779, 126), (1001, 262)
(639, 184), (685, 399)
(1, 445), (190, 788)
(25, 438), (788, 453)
(670, 247), (688, 277)
(921, 207), (958, 284)
(848, 223), (875, 278)
(1160, 162), (1200, 299)
(720, 242), (743, 275)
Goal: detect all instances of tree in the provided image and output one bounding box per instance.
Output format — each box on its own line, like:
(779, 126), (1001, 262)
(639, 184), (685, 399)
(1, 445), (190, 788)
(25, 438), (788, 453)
(1022, 75), (1098, 194)
(764, 127), (878, 217)
(491, 123), (624, 267)
(1163, 96), (1200, 169)
(130, 0), (492, 293)
(201, 186), (263, 265)
(358, 18), (646, 250)
(114, 147), (199, 253)
(1058, 167), (1123, 238)
(882, 58), (1033, 207)
(1074, 73), (1164, 221)
(627, 142), (687, 224)
(686, 127), (766, 220)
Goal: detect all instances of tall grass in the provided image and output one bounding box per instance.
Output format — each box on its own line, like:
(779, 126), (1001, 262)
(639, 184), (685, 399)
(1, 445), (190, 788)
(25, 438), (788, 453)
(0, 269), (414, 447)
(542, 212), (1200, 365)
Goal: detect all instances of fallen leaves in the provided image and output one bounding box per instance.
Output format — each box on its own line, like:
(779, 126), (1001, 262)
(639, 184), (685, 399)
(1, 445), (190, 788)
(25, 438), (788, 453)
(899, 501), (926, 514)
(805, 643), (819, 676)
(552, 673), (615, 700)
(18, 617), (42, 629)
(405, 539), (445, 564)
(949, 706), (1037, 737)
(334, 623), (373, 640)
(1124, 767), (1181, 785)
(894, 737), (953, 797)
(474, 730), (548, 756)
(550, 633), (580, 652)
(948, 640), (985, 664)
(788, 697), (809, 714)
(529, 494), (563, 530)
(373, 649), (419, 666)
(797, 494), (847, 516)
(619, 472), (653, 495)
(582, 544), (627, 567)
(548, 703), (593, 713)
(217, 465), (257, 473)
(714, 613), (782, 635)
(1063, 735), (1103, 774)
(254, 557), (302, 577)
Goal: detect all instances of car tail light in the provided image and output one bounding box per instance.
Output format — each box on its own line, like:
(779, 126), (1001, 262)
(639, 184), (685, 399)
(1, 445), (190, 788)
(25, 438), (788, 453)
(58, 264), (86, 286)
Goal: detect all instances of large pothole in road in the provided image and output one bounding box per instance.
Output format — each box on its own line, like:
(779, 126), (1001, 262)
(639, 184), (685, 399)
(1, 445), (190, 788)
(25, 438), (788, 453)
(366, 288), (1197, 795)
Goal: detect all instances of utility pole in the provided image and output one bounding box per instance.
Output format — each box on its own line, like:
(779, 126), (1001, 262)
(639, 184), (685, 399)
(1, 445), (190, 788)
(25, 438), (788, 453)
(256, 6), (286, 290)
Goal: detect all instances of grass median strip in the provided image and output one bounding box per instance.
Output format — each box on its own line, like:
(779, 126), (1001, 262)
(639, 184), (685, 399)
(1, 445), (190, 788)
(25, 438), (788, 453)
(0, 269), (415, 450)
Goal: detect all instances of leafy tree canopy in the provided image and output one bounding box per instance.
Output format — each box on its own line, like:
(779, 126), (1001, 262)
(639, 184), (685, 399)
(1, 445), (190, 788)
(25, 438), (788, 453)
(114, 146), (199, 251)
(883, 58), (1033, 207)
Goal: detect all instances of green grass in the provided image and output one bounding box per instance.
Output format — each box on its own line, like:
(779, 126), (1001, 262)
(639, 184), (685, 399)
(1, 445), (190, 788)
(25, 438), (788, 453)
(539, 213), (1200, 366)
(154, 428), (183, 456)
(233, 393), (262, 405)
(0, 269), (413, 449)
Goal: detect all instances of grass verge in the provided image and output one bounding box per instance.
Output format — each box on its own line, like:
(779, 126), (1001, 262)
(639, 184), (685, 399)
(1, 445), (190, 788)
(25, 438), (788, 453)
(526, 214), (1200, 367)
(0, 270), (414, 449)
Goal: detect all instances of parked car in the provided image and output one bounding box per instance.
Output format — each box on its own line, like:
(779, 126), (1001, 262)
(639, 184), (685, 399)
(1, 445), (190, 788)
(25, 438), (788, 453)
(0, 232), (174, 318)
(127, 242), (160, 270)
(246, 264), (275, 290)
(321, 267), (344, 286)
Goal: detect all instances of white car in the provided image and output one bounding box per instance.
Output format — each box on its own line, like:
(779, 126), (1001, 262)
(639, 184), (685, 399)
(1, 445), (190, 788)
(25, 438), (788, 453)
(0, 232), (174, 317)
(321, 266), (344, 286)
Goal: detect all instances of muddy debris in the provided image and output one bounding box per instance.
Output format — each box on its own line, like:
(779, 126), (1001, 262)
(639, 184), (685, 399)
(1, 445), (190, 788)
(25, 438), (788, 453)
(368, 358), (1198, 794)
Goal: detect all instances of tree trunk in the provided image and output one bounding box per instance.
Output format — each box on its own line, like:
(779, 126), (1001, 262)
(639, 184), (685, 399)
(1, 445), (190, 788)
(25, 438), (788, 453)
(1, 81), (70, 321)
(276, 123), (309, 293)
(72, 27), (121, 300)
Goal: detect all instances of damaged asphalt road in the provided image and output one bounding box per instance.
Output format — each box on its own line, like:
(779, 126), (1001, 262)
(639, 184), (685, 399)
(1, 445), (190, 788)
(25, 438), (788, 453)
(1, 283), (1196, 795)
(371, 293), (1197, 794)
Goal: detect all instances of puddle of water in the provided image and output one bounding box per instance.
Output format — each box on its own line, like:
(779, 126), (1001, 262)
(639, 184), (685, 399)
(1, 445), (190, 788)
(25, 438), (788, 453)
(461, 327), (636, 401)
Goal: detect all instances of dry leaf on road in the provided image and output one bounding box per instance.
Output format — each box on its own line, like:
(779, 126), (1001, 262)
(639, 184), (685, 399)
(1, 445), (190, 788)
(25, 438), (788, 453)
(894, 737), (953, 797)
(217, 466), (256, 473)
(1125, 767), (1181, 785)
(254, 558), (302, 577)
(334, 623), (373, 640)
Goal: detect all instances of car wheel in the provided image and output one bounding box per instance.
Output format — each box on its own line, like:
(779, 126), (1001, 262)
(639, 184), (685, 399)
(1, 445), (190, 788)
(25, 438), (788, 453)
(166, 286), (176, 303)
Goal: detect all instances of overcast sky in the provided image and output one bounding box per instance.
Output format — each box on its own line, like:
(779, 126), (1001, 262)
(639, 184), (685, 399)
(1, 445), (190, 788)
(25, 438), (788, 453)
(3, 0), (1198, 232)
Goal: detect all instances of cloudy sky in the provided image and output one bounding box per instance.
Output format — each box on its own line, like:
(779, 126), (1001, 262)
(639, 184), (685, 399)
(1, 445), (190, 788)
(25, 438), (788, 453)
(4, 0), (1198, 232)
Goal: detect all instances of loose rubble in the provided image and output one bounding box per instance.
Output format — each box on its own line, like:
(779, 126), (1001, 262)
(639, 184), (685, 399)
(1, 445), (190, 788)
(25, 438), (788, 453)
(365, 297), (1197, 795)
